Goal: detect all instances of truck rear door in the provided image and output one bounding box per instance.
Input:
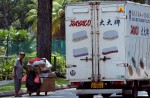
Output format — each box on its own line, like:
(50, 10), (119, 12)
(65, 3), (96, 81)
(98, 3), (126, 80)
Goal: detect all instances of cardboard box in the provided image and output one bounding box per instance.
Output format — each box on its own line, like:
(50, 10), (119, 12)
(40, 73), (56, 92)
(48, 73), (56, 77)
(40, 77), (55, 92)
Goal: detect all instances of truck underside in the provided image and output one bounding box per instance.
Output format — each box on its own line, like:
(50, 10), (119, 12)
(70, 79), (150, 98)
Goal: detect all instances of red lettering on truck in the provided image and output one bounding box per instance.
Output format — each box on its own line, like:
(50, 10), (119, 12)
(69, 20), (91, 27)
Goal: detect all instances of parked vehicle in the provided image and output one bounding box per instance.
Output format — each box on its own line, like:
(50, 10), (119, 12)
(65, 1), (150, 98)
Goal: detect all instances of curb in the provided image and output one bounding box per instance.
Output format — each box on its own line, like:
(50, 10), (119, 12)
(55, 84), (70, 90)
(0, 85), (69, 97)
(0, 89), (27, 97)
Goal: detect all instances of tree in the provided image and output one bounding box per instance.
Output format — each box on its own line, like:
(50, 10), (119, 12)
(25, 0), (63, 37)
(52, 0), (65, 39)
(0, 0), (35, 29)
(0, 27), (33, 56)
(37, 0), (52, 62)
(52, 0), (82, 39)
(0, 0), (16, 29)
(25, 0), (82, 38)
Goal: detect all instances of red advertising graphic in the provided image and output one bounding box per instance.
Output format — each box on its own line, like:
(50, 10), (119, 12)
(130, 25), (139, 35)
(69, 20), (91, 27)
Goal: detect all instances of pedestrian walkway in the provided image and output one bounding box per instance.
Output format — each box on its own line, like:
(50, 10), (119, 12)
(0, 80), (14, 86)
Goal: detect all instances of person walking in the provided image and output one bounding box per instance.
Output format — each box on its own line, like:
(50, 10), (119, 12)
(13, 52), (25, 97)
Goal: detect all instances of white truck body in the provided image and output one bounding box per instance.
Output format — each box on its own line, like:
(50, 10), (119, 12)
(65, 1), (150, 97)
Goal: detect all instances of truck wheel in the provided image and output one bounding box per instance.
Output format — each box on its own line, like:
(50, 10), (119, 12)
(123, 87), (137, 98)
(132, 87), (138, 98)
(36, 92), (40, 96)
(123, 81), (138, 98)
(131, 82), (138, 98)
(29, 92), (31, 96)
(101, 94), (111, 98)
(45, 92), (47, 95)
(78, 94), (94, 98)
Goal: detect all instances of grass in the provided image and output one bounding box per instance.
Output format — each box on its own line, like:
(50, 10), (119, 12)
(0, 83), (26, 92)
(0, 78), (68, 92)
(55, 78), (68, 85)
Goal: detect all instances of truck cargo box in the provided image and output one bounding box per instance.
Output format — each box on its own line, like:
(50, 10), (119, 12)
(65, 1), (150, 98)
(66, 1), (150, 82)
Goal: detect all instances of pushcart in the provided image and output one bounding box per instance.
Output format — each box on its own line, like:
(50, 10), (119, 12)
(25, 62), (56, 96)
(28, 72), (56, 96)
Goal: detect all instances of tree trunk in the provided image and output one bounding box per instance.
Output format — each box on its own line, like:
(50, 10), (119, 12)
(37, 0), (52, 62)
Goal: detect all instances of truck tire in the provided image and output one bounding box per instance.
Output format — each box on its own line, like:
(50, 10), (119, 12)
(123, 81), (138, 98)
(131, 87), (138, 98)
(45, 92), (47, 95)
(29, 92), (31, 96)
(36, 92), (40, 96)
(123, 87), (138, 98)
(78, 94), (94, 98)
(101, 94), (111, 98)
(123, 87), (137, 98)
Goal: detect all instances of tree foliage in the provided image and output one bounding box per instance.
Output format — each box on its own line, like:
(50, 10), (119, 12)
(0, 29), (8, 41)
(0, 0), (36, 29)
(9, 27), (30, 41)
(25, 0), (84, 38)
(25, 0), (37, 33)
(0, 0), (149, 30)
(0, 27), (30, 42)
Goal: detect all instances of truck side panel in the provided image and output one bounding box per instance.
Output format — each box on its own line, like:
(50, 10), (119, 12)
(126, 3), (150, 79)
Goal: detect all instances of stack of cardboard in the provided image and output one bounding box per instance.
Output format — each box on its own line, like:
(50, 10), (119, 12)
(27, 57), (56, 92)
(40, 72), (56, 91)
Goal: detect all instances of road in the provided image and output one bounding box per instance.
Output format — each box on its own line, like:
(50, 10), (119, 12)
(3, 88), (150, 98)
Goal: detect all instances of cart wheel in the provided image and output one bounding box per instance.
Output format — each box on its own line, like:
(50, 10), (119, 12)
(37, 92), (40, 96)
(29, 92), (31, 96)
(45, 92), (47, 95)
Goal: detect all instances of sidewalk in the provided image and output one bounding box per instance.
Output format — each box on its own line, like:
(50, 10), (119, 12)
(0, 80), (69, 97)
(0, 80), (14, 86)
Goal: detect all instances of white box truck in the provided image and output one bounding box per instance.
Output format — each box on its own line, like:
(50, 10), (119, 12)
(65, 1), (150, 98)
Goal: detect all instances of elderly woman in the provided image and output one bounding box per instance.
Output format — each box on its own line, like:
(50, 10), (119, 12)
(13, 52), (26, 97)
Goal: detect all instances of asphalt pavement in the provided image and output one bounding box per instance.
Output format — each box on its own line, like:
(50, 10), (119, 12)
(2, 88), (150, 98)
